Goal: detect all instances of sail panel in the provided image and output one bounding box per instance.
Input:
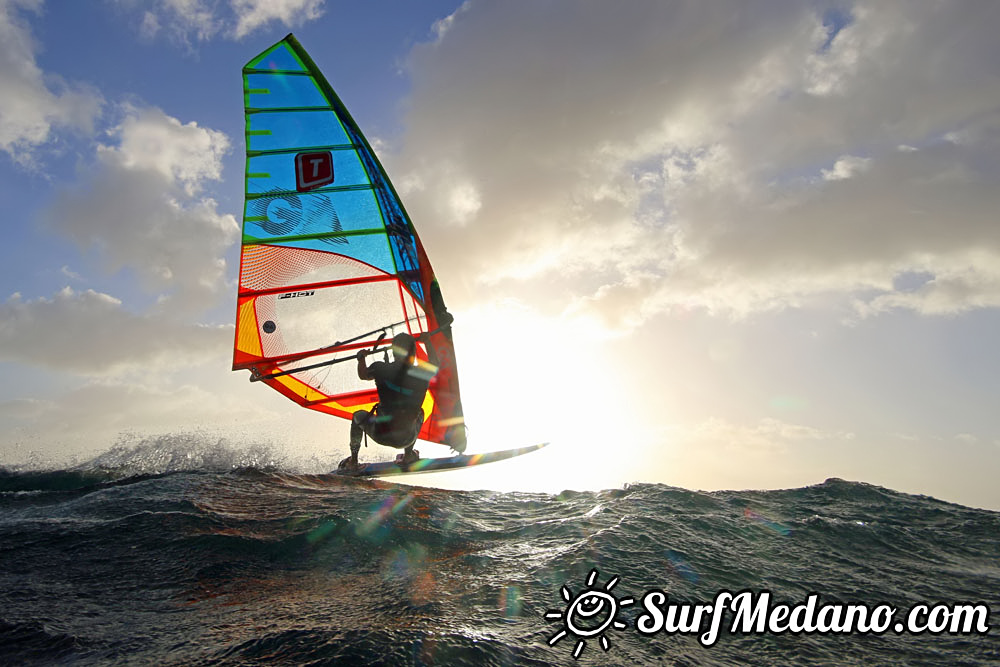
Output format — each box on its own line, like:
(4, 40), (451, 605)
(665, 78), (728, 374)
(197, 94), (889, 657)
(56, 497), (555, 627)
(238, 244), (387, 293)
(248, 110), (352, 154)
(246, 42), (307, 72)
(246, 150), (368, 193)
(243, 189), (384, 242)
(245, 73), (327, 109)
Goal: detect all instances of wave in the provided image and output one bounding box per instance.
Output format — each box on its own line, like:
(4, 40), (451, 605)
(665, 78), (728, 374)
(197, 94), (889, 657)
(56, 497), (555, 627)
(1, 447), (998, 665)
(0, 619), (87, 664)
(0, 433), (299, 494)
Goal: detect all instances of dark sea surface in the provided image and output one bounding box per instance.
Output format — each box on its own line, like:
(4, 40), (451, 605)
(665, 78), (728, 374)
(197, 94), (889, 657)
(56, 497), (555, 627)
(1, 442), (998, 666)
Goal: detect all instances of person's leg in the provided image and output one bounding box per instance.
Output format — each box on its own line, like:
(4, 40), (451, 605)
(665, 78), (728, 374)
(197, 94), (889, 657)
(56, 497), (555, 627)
(338, 410), (371, 469)
(391, 413), (423, 467)
(398, 444), (419, 466)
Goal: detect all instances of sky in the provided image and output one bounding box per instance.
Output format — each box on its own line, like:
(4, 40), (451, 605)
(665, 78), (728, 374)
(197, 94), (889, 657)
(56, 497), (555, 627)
(1, 0), (999, 510)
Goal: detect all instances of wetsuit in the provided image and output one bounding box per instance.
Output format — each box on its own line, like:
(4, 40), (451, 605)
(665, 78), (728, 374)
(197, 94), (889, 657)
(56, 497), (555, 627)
(351, 357), (429, 448)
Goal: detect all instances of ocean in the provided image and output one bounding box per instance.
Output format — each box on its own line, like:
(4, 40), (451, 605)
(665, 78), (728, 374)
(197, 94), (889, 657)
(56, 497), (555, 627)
(1, 440), (997, 665)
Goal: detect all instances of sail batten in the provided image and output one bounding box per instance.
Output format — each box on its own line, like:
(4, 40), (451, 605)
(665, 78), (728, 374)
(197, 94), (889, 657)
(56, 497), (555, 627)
(244, 68), (315, 76)
(248, 144), (360, 158)
(238, 273), (396, 299)
(233, 34), (466, 452)
(244, 184), (374, 200)
(246, 106), (340, 114)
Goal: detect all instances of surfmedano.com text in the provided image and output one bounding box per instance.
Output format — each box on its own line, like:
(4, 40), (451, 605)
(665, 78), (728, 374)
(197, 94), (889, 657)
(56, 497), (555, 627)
(636, 590), (991, 647)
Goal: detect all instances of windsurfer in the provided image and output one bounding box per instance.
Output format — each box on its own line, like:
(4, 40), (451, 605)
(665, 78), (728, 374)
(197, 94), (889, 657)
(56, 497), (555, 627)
(338, 332), (431, 471)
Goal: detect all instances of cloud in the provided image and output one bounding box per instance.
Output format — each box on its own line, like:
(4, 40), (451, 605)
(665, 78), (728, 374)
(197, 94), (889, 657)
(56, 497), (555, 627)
(429, 1), (469, 44)
(391, 1), (1000, 328)
(43, 105), (238, 313)
(99, 104), (229, 195)
(60, 265), (83, 281)
(136, 0), (218, 43)
(650, 416), (864, 492)
(5, 105), (239, 379)
(230, 0), (325, 39)
(115, 0), (325, 43)
(689, 417), (855, 453)
(0, 0), (103, 165)
(0, 369), (302, 467)
(821, 155), (871, 181)
(855, 260), (1000, 317)
(0, 287), (230, 374)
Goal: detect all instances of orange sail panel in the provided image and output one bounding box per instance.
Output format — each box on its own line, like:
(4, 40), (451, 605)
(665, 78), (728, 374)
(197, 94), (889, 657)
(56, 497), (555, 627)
(233, 34), (466, 451)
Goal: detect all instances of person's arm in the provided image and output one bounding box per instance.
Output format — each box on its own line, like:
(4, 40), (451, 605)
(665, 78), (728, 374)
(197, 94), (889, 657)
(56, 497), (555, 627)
(356, 349), (372, 381)
(416, 331), (441, 366)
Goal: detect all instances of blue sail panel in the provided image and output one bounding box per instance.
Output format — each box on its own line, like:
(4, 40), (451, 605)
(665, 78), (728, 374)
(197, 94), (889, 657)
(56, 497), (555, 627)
(246, 73), (327, 109)
(247, 110), (352, 153)
(243, 189), (385, 241)
(246, 42), (307, 72)
(246, 150), (369, 194)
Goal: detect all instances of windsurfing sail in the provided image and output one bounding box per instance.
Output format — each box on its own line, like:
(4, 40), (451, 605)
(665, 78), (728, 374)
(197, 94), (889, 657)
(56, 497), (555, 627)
(232, 34), (466, 452)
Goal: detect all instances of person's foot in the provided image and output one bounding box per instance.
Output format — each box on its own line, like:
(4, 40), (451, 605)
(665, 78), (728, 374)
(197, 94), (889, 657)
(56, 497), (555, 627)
(395, 448), (420, 467)
(338, 441), (362, 471)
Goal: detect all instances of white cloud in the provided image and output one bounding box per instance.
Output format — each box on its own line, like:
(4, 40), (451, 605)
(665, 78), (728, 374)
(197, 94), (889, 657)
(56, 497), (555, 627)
(99, 105), (230, 195)
(159, 0), (217, 40)
(230, 0), (324, 39)
(693, 417), (855, 450)
(0, 0), (103, 165)
(0, 287), (230, 374)
(564, 273), (665, 336)
(646, 416), (860, 492)
(139, 10), (160, 40)
(429, 1), (470, 44)
(391, 1), (1000, 329)
(44, 105), (238, 313)
(60, 265), (82, 281)
(821, 155), (871, 181)
(0, 368), (313, 468)
(113, 0), (218, 45)
(856, 259), (1000, 317)
(0, 100), (239, 395)
(115, 0), (325, 42)
(447, 181), (482, 225)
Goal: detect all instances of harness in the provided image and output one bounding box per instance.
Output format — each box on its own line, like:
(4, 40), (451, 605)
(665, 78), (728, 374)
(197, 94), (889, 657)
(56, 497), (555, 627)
(365, 401), (425, 449)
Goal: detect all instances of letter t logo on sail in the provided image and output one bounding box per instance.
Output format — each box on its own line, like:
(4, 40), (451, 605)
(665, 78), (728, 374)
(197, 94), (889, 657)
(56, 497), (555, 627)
(295, 151), (334, 191)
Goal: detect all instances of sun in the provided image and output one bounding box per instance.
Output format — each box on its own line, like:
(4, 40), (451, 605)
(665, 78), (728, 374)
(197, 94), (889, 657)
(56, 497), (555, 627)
(545, 569), (634, 659)
(448, 302), (644, 489)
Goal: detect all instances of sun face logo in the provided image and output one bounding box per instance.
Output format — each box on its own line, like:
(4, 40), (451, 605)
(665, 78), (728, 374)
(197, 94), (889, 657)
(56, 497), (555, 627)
(545, 569), (634, 659)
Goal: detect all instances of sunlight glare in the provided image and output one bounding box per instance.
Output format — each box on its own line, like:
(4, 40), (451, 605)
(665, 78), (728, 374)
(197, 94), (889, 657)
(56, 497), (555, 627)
(445, 300), (646, 491)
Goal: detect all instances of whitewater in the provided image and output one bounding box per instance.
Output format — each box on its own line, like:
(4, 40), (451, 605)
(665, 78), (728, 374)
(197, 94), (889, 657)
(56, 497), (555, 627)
(1, 438), (997, 665)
